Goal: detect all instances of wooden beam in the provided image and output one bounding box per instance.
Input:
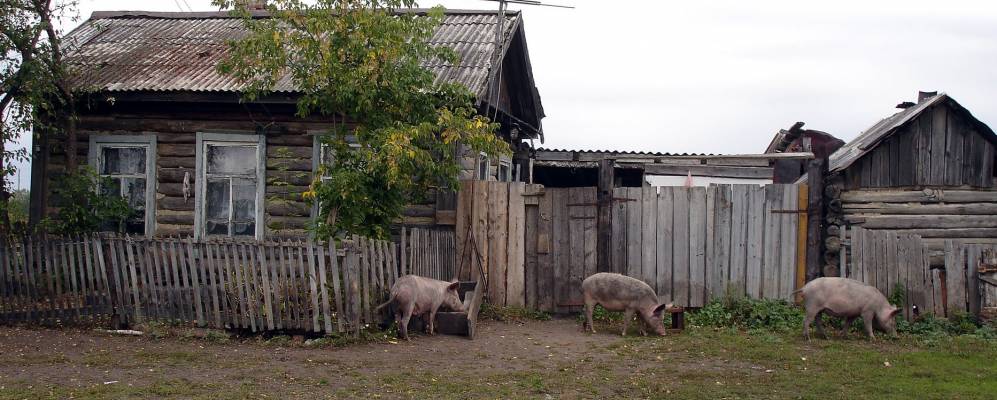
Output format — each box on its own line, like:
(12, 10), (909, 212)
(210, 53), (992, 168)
(806, 159), (827, 282)
(642, 164), (773, 179)
(597, 158), (615, 273)
(841, 189), (997, 204)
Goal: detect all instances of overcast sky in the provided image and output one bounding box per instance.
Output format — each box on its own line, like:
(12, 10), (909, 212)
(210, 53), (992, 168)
(14, 0), (997, 188)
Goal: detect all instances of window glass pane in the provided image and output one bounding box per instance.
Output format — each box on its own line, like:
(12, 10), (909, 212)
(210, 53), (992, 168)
(101, 147), (146, 175)
(207, 145), (257, 175)
(101, 178), (121, 198)
(206, 221), (229, 235)
(206, 179), (231, 220)
(477, 156), (488, 180)
(232, 222), (255, 236)
(122, 178), (147, 211)
(231, 178), (256, 222)
(320, 144), (335, 166)
(124, 219), (145, 235)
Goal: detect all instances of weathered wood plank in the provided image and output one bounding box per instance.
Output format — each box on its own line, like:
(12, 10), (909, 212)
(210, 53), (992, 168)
(487, 182), (509, 305)
(762, 185), (781, 299)
(507, 183), (526, 306)
(745, 186), (765, 299)
(705, 186), (717, 301)
(689, 187), (707, 307)
(626, 187), (644, 283)
(525, 205), (538, 308)
(779, 186), (798, 300)
(672, 187), (690, 306)
(841, 190), (997, 204)
(305, 241), (321, 332)
(326, 241), (345, 332)
(640, 186), (657, 290)
(537, 188), (554, 312)
(728, 185), (749, 297)
(713, 185), (733, 300)
(642, 164), (774, 179)
(931, 106), (948, 185)
(966, 245), (980, 317)
(656, 187), (674, 301)
(945, 241), (967, 315)
(886, 233), (899, 303)
(611, 187), (627, 275)
(123, 237), (143, 322)
(851, 215), (997, 230)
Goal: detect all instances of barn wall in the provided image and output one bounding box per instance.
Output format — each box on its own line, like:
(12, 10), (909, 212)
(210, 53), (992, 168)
(843, 104), (996, 190)
(43, 100), (486, 237)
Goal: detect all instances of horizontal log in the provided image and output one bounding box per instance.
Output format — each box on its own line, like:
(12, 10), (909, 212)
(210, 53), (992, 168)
(268, 229), (310, 240)
(267, 158), (313, 172)
(159, 196), (195, 211)
(267, 216), (311, 230)
(268, 134), (314, 146)
(642, 164), (773, 179)
(841, 189), (997, 204)
(159, 144), (195, 157)
(266, 199), (310, 217)
(851, 215), (997, 229)
(158, 156), (196, 169)
(267, 171), (313, 186)
(266, 185), (310, 196)
(157, 210), (194, 225)
(843, 202), (997, 215)
(398, 216), (435, 226)
(158, 183), (187, 198)
(267, 146), (312, 159)
(155, 224), (194, 237)
(158, 167), (194, 183)
(872, 228), (997, 239)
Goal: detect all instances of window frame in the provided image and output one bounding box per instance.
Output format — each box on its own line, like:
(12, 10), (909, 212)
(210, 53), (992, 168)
(498, 158), (512, 182)
(476, 152), (490, 181)
(87, 134), (157, 238)
(310, 133), (362, 220)
(194, 132), (266, 240)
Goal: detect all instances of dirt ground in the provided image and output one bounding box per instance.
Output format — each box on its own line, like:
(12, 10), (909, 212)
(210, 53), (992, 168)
(1, 317), (995, 399)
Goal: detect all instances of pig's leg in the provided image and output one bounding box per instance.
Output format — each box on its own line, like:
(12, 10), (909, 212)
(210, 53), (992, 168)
(803, 307), (817, 341)
(813, 311), (827, 339)
(428, 310), (436, 335)
(841, 317), (854, 338)
(399, 303), (415, 341)
(862, 312), (875, 340)
(584, 301), (596, 333)
(621, 309), (634, 336)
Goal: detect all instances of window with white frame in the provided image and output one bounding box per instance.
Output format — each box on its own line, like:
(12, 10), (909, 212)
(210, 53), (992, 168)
(498, 159), (512, 182)
(89, 136), (156, 236)
(196, 133), (265, 239)
(476, 152), (490, 180)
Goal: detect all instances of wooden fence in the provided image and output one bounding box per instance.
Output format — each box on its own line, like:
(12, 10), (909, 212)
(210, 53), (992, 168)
(399, 227), (456, 281)
(843, 227), (997, 319)
(0, 235), (399, 334)
(611, 184), (804, 307)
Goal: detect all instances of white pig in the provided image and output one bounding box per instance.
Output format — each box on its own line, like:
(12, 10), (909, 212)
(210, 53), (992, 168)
(376, 275), (464, 340)
(582, 272), (671, 336)
(798, 277), (900, 340)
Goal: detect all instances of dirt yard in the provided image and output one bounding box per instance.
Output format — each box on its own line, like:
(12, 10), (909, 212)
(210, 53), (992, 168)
(1, 317), (995, 399)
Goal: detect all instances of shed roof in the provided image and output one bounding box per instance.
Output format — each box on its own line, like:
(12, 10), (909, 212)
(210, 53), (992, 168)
(828, 93), (997, 174)
(63, 9), (522, 100)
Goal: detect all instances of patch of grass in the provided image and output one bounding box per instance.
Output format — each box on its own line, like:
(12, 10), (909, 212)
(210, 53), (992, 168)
(689, 296), (803, 332)
(479, 303), (552, 322)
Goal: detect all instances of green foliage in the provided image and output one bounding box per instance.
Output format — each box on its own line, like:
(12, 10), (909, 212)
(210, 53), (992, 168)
(480, 303), (552, 322)
(888, 282), (906, 308)
(213, 0), (509, 239)
(688, 297), (804, 333)
(574, 304), (623, 324)
(42, 168), (133, 236)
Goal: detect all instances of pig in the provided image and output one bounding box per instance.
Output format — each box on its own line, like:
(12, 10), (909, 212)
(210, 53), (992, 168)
(375, 275), (464, 341)
(581, 272), (672, 336)
(797, 277), (900, 340)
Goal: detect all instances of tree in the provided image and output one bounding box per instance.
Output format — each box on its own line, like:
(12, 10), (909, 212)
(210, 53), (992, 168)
(1, 0), (79, 235)
(215, 0), (509, 239)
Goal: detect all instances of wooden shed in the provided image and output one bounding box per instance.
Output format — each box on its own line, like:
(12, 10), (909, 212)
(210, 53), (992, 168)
(30, 9), (545, 239)
(821, 92), (997, 271)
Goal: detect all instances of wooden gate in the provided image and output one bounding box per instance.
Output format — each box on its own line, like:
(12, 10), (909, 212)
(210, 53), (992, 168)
(522, 184), (807, 313)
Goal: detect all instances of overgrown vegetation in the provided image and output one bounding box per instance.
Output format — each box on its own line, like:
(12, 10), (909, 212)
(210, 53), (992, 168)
(689, 297), (804, 333)
(214, 0), (510, 239)
(479, 303), (552, 322)
(41, 168), (132, 236)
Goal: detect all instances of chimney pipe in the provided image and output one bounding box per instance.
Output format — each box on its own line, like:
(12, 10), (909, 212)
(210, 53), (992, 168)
(918, 91), (937, 103)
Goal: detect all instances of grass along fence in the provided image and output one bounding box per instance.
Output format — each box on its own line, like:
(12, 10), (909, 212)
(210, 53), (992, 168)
(0, 235), (399, 334)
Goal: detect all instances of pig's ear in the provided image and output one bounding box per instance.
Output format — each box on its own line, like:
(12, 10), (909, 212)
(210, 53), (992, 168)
(447, 281), (460, 292)
(652, 303), (670, 317)
(889, 307), (901, 318)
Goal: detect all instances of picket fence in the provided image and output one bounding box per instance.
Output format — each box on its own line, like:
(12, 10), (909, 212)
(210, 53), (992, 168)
(0, 235), (398, 334)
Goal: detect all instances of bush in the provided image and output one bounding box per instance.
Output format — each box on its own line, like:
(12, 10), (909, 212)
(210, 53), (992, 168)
(688, 297), (803, 333)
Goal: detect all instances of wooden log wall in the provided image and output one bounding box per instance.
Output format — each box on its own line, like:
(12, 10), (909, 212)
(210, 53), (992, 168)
(0, 234), (399, 334)
(843, 227), (996, 319)
(455, 181), (535, 307)
(398, 227), (457, 281)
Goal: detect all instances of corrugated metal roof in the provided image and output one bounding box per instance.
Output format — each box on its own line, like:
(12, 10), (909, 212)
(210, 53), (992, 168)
(535, 148), (716, 157)
(64, 10), (519, 98)
(828, 93), (946, 173)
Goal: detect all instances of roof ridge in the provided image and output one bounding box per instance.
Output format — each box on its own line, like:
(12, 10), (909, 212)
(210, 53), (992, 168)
(90, 9), (520, 20)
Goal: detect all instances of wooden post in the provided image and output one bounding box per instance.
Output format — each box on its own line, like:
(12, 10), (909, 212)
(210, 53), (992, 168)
(597, 158), (615, 273)
(805, 159), (827, 282)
